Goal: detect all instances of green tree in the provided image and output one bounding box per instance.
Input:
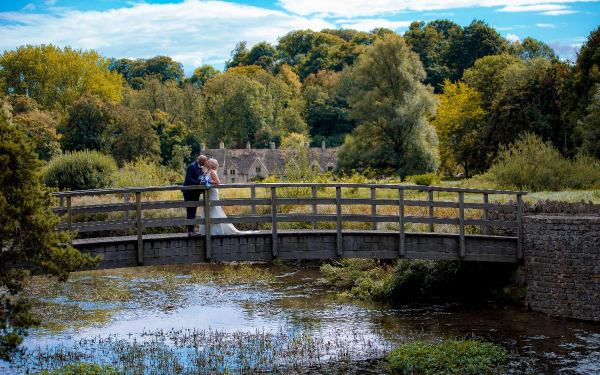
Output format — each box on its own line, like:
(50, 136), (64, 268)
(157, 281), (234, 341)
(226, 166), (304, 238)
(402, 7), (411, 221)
(339, 33), (439, 177)
(0, 44), (123, 115)
(247, 42), (278, 71)
(225, 41), (250, 69)
(0, 103), (99, 361)
(577, 85), (600, 158)
(510, 37), (556, 60)
(59, 94), (116, 152)
(191, 65), (219, 87)
(110, 107), (161, 165)
(144, 56), (184, 83)
(433, 80), (486, 177)
(445, 20), (507, 81)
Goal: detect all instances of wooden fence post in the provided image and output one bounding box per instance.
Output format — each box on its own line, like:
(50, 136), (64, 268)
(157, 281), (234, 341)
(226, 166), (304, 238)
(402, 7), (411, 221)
(399, 189), (405, 257)
(271, 186), (278, 258)
(428, 190), (434, 232)
(136, 192), (143, 265)
(336, 186), (342, 256)
(458, 191), (465, 258)
(371, 188), (377, 230)
(517, 194), (523, 260)
(204, 189), (211, 260)
(312, 186), (318, 230)
(251, 185), (257, 230)
(66, 196), (72, 232)
(482, 193), (489, 235)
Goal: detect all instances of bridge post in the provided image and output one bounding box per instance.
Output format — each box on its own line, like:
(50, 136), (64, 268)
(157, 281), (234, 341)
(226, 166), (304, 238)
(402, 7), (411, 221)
(204, 190), (211, 260)
(66, 196), (72, 232)
(312, 186), (318, 230)
(458, 191), (465, 258)
(428, 190), (434, 232)
(371, 188), (377, 230)
(251, 186), (257, 230)
(399, 189), (405, 257)
(271, 187), (277, 257)
(336, 187), (342, 256)
(136, 192), (143, 264)
(481, 193), (489, 235)
(517, 194), (523, 260)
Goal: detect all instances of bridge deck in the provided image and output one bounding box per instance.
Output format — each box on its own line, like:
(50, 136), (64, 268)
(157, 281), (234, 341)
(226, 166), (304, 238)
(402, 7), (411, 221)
(73, 230), (519, 270)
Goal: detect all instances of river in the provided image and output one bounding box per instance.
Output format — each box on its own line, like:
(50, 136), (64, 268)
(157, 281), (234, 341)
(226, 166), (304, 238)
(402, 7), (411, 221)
(1, 263), (599, 374)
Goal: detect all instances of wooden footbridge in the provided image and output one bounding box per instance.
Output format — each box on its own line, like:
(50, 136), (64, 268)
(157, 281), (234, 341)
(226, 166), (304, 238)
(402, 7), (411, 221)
(52, 183), (526, 269)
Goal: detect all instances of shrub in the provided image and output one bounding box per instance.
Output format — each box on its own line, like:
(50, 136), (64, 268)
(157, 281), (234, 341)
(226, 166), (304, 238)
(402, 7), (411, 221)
(42, 150), (117, 190)
(111, 157), (173, 189)
(387, 339), (506, 374)
(35, 362), (119, 375)
(407, 173), (440, 186)
(320, 259), (394, 300)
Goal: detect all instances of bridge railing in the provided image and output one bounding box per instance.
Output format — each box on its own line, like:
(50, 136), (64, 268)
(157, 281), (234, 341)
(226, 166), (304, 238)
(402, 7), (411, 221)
(52, 183), (526, 263)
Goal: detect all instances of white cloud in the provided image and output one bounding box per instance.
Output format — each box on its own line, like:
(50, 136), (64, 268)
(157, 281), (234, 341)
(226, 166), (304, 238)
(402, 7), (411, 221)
(0, 0), (334, 74)
(536, 23), (556, 27)
(277, 0), (598, 17)
(548, 40), (580, 59)
(22, 3), (36, 11)
(335, 18), (413, 32)
(506, 33), (520, 41)
(541, 9), (577, 14)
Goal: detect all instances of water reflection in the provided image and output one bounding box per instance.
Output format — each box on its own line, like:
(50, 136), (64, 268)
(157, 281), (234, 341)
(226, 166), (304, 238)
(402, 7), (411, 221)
(3, 264), (599, 374)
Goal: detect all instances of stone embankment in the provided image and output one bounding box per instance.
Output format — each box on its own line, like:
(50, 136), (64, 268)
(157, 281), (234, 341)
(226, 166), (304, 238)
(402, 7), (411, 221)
(491, 200), (600, 322)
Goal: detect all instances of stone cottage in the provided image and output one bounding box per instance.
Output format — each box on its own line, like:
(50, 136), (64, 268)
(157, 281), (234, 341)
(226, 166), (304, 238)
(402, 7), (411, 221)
(200, 141), (339, 183)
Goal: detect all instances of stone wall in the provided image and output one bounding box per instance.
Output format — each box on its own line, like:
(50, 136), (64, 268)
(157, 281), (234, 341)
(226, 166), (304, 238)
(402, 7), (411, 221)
(523, 215), (600, 322)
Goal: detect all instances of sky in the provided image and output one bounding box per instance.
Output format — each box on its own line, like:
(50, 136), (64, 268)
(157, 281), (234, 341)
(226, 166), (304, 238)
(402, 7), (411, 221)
(0, 0), (598, 76)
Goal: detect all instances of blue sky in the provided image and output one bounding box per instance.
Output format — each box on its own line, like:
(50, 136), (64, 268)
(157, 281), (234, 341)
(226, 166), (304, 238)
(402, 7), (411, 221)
(0, 0), (598, 75)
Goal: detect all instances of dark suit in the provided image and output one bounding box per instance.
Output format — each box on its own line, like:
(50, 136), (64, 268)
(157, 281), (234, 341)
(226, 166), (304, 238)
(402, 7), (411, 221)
(182, 161), (204, 233)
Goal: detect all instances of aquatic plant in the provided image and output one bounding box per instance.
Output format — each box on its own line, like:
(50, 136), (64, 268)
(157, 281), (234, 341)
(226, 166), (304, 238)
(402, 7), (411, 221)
(387, 339), (506, 374)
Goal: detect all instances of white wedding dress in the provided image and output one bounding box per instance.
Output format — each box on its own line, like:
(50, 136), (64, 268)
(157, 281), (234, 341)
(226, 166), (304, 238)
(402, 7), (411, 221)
(199, 188), (241, 235)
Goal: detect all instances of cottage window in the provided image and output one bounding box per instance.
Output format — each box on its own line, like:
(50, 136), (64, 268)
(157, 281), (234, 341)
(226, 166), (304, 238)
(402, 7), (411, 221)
(230, 169), (236, 175)
(256, 167), (261, 173)
(327, 165), (333, 171)
(231, 177), (235, 183)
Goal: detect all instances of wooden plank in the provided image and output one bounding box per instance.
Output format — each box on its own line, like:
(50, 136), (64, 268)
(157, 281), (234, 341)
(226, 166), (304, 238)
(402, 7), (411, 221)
(67, 197), (72, 232)
(428, 190), (434, 232)
(251, 186), (257, 230)
(371, 188), (377, 230)
(336, 186), (342, 256)
(136, 192), (143, 265)
(399, 189), (405, 257)
(58, 220), (137, 232)
(204, 189), (211, 260)
(463, 202), (517, 210)
(481, 194), (488, 235)
(404, 200), (459, 208)
(271, 187), (277, 258)
(517, 194), (523, 260)
(464, 219), (518, 228)
(275, 197), (336, 205)
(312, 187), (318, 230)
(459, 191), (465, 258)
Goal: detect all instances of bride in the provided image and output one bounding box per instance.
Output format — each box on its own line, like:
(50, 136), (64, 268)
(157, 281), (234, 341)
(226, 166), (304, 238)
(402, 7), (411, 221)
(199, 158), (244, 235)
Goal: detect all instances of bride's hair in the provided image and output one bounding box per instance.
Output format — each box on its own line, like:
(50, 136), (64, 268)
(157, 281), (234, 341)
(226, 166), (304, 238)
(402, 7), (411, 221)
(208, 158), (219, 169)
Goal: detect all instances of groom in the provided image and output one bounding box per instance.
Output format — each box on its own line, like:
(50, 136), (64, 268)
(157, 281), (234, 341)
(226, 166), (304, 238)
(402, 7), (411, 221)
(182, 154), (207, 236)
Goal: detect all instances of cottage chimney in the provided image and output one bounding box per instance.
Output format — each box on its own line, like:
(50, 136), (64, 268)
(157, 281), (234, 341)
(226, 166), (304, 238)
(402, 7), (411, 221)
(219, 141), (224, 149)
(321, 141), (326, 150)
(270, 142), (276, 150)
(200, 143), (205, 151)
(246, 142), (251, 149)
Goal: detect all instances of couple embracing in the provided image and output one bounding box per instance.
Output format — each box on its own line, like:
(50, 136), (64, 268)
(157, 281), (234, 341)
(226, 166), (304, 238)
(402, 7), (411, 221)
(182, 154), (244, 236)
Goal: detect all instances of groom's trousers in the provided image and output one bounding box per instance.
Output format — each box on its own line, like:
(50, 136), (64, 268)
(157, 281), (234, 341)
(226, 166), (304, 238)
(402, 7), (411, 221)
(183, 190), (203, 233)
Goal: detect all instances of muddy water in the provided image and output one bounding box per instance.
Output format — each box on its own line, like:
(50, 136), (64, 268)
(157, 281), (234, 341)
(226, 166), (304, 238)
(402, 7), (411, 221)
(2, 263), (599, 374)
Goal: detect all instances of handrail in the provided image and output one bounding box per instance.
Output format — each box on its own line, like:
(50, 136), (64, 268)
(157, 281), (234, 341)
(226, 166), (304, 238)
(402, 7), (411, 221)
(51, 183), (526, 263)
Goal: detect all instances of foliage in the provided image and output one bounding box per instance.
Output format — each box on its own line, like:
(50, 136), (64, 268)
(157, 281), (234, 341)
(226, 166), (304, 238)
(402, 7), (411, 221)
(109, 55), (184, 85)
(577, 85), (600, 158)
(191, 65), (219, 87)
(280, 132), (309, 150)
(406, 173), (440, 186)
(42, 150), (118, 190)
(111, 157), (174, 189)
(35, 362), (119, 375)
(433, 80), (486, 176)
(12, 110), (61, 162)
(0, 44), (123, 114)
(338, 33), (439, 178)
(387, 339), (506, 374)
(320, 259), (394, 300)
(110, 106), (161, 166)
(510, 37), (556, 60)
(59, 94), (115, 153)
(487, 133), (600, 191)
(0, 104), (99, 361)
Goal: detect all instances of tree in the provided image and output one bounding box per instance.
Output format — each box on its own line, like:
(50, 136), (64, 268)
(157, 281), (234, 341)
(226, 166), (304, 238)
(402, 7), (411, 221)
(0, 45), (123, 115)
(225, 41), (250, 69)
(577, 85), (600, 158)
(339, 33), (439, 177)
(280, 132), (310, 149)
(0, 103), (99, 361)
(191, 65), (219, 87)
(432, 80), (486, 177)
(511, 37), (556, 60)
(247, 42), (278, 71)
(110, 107), (161, 166)
(445, 20), (507, 81)
(144, 56), (184, 83)
(59, 94), (115, 152)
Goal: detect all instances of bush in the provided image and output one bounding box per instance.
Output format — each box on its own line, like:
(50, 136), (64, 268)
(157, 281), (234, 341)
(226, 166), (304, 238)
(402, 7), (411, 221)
(321, 259), (394, 300)
(111, 157), (174, 189)
(35, 362), (119, 375)
(42, 150), (117, 190)
(487, 133), (600, 191)
(387, 339), (506, 374)
(407, 173), (440, 186)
